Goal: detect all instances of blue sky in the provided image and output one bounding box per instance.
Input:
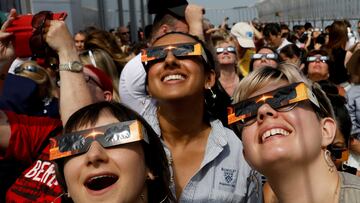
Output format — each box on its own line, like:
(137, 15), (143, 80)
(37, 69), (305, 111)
(187, 0), (259, 25)
(188, 0), (257, 9)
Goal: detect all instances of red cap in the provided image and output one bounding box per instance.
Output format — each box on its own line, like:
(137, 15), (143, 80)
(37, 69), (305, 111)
(84, 64), (113, 93)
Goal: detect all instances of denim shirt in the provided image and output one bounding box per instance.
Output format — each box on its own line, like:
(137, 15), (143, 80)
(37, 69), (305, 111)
(143, 105), (262, 203)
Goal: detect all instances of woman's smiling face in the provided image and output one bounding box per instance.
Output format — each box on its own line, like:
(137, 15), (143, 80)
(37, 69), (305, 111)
(63, 110), (150, 203)
(240, 80), (324, 174)
(147, 33), (215, 102)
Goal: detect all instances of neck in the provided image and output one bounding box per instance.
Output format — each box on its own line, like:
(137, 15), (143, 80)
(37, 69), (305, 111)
(157, 97), (210, 146)
(265, 153), (340, 203)
(219, 65), (237, 78)
(219, 66), (239, 96)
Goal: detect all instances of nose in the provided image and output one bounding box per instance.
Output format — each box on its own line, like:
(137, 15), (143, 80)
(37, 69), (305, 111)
(260, 56), (268, 62)
(164, 51), (181, 68)
(85, 141), (109, 167)
(257, 103), (278, 123)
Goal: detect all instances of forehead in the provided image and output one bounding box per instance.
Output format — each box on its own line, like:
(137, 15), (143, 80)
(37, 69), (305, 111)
(258, 48), (274, 54)
(75, 33), (85, 40)
(153, 33), (197, 46)
(216, 41), (235, 48)
(76, 111), (119, 131)
(249, 80), (289, 98)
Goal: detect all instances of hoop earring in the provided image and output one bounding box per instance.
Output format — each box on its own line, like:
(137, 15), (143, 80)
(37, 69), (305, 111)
(207, 86), (217, 99)
(324, 149), (335, 172)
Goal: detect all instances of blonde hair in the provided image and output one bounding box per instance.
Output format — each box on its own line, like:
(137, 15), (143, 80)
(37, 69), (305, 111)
(232, 64), (334, 118)
(15, 61), (55, 98)
(79, 49), (120, 102)
(233, 64), (308, 103)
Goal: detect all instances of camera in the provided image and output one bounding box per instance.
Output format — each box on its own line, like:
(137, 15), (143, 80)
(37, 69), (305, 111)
(5, 12), (67, 58)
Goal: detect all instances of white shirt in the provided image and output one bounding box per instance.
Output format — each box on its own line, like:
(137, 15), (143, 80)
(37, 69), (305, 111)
(277, 38), (292, 53)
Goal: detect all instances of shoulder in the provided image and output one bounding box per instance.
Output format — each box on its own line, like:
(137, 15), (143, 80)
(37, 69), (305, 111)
(340, 172), (360, 202)
(120, 54), (145, 82)
(210, 120), (242, 143)
(347, 86), (360, 99)
(340, 172), (360, 187)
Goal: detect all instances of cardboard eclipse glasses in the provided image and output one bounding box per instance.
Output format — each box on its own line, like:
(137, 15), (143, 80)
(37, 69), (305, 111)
(251, 53), (278, 60)
(228, 82), (320, 126)
(141, 42), (208, 67)
(49, 120), (148, 160)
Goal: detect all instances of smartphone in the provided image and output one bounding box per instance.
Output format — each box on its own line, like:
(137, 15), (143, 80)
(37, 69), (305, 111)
(5, 12), (67, 58)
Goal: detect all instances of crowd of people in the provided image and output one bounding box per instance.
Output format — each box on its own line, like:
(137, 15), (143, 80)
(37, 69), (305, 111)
(1, 0), (360, 202)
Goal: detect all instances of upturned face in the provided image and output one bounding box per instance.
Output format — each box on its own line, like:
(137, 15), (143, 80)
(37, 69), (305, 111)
(146, 33), (215, 102)
(240, 80), (326, 175)
(63, 111), (150, 203)
(215, 41), (237, 66)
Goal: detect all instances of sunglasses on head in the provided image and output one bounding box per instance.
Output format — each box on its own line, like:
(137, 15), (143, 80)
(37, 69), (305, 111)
(80, 50), (97, 67)
(49, 120), (148, 160)
(307, 55), (329, 62)
(141, 42), (208, 67)
(228, 82), (320, 127)
(252, 53), (278, 60)
(216, 46), (236, 54)
(14, 64), (42, 74)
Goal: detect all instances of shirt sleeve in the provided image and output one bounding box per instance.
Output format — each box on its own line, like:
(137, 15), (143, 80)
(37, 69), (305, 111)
(119, 54), (151, 115)
(2, 111), (62, 164)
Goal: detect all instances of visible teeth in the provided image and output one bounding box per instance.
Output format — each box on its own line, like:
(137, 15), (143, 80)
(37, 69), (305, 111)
(262, 128), (289, 141)
(163, 74), (185, 82)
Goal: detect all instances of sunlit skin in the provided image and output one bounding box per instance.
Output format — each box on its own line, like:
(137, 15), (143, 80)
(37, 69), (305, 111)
(241, 80), (324, 175)
(307, 55), (329, 82)
(146, 33), (215, 198)
(216, 41), (239, 96)
(63, 111), (152, 203)
(147, 34), (213, 102)
(216, 42), (237, 65)
(74, 33), (86, 52)
(252, 48), (278, 70)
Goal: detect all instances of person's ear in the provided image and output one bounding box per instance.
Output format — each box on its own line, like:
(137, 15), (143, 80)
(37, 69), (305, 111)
(204, 69), (216, 88)
(103, 91), (113, 101)
(160, 24), (171, 35)
(146, 170), (156, 180)
(320, 117), (337, 147)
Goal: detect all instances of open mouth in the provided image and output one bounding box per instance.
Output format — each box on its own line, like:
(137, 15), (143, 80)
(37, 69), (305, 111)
(261, 128), (290, 142)
(85, 175), (119, 191)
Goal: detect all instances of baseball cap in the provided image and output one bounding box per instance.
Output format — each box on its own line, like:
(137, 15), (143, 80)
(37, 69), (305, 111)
(148, 0), (188, 22)
(231, 22), (255, 48)
(84, 64), (113, 93)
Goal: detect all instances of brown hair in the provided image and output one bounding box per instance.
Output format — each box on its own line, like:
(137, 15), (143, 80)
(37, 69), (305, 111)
(326, 20), (348, 50)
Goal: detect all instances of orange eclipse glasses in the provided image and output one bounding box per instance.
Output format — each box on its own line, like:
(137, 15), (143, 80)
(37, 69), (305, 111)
(141, 42), (208, 67)
(228, 82), (320, 127)
(49, 120), (148, 160)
